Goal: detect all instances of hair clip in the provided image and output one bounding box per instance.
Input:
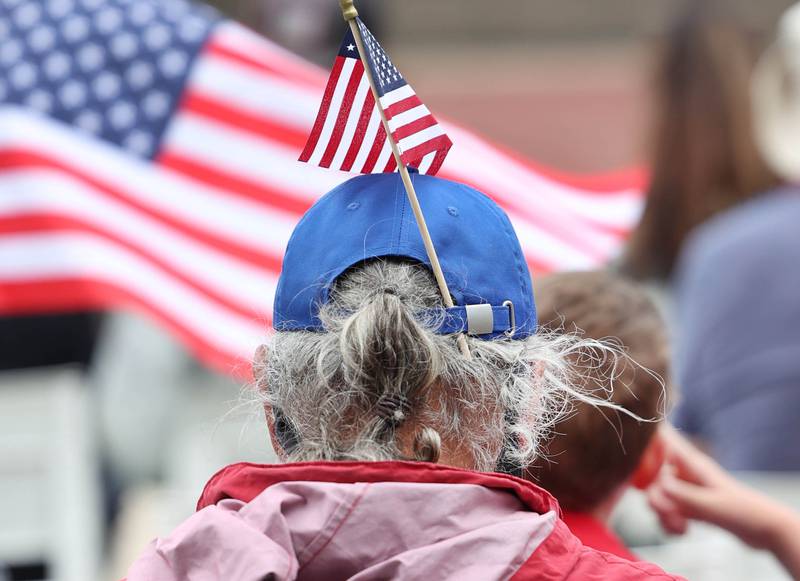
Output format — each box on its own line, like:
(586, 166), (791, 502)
(375, 392), (411, 425)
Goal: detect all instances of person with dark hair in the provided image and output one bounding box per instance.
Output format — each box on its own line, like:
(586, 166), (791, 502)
(528, 271), (669, 560)
(671, 1), (800, 470)
(126, 174), (682, 580)
(623, 0), (776, 281)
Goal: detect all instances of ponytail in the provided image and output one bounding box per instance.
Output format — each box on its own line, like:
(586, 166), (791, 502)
(340, 290), (443, 460)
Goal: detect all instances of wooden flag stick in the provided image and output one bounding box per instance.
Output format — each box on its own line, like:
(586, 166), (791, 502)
(340, 0), (471, 358)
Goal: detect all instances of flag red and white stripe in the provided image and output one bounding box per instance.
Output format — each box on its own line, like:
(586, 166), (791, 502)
(0, 18), (645, 376)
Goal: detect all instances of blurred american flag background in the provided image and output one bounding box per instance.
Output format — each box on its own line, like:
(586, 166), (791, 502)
(0, 0), (645, 374)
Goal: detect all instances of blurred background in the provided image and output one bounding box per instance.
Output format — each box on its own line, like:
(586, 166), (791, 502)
(1, 0), (798, 579)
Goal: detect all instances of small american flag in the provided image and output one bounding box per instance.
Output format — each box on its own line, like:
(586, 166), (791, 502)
(299, 19), (452, 176)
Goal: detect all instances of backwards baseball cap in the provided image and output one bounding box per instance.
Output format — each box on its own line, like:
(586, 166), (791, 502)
(274, 172), (536, 339)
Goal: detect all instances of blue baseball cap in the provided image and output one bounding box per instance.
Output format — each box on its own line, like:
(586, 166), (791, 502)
(274, 172), (536, 339)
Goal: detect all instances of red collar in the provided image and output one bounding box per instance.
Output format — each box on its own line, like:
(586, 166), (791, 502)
(561, 511), (638, 561)
(197, 460), (562, 516)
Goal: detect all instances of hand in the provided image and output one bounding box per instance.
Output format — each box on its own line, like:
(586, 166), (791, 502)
(646, 425), (797, 550)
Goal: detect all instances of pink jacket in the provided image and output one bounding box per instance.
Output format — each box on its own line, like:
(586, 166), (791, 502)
(127, 461), (683, 580)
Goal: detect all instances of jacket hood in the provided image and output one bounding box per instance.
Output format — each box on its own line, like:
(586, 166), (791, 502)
(128, 461), (683, 581)
(197, 460), (562, 514)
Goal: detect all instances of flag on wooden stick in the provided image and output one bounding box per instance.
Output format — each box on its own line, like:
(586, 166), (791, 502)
(303, 1), (466, 353)
(299, 22), (452, 175)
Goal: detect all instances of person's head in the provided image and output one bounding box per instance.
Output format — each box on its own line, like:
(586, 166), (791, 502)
(253, 173), (621, 473)
(528, 271), (669, 515)
(753, 2), (800, 183)
(624, 0), (777, 280)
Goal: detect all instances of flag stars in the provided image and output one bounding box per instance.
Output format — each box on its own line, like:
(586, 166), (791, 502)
(126, 60), (155, 90)
(77, 43), (105, 72)
(128, 2), (156, 26)
(93, 71), (121, 101)
(47, 0), (75, 19)
(26, 89), (54, 113)
(159, 49), (187, 78)
(94, 6), (123, 35)
(43, 51), (70, 80)
(0, 39), (23, 66)
(162, 0), (191, 22)
(124, 130), (153, 155)
(110, 32), (138, 59)
(144, 23), (171, 50)
(13, 3), (41, 30)
(28, 26), (56, 53)
(142, 90), (170, 118)
(177, 17), (206, 43)
(2, 0), (214, 159)
(346, 43), (355, 51)
(75, 110), (103, 134)
(10, 61), (36, 90)
(61, 14), (90, 43)
(358, 29), (404, 90)
(108, 101), (136, 130)
(59, 80), (87, 109)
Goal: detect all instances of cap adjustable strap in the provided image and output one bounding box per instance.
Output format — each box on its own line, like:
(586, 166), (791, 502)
(433, 303), (514, 336)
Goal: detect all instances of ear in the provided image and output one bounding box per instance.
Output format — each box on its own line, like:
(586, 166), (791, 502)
(254, 344), (288, 461)
(253, 344), (268, 388)
(631, 425), (667, 490)
(265, 403), (289, 462)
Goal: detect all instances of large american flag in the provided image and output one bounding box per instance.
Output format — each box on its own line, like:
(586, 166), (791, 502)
(300, 19), (451, 175)
(0, 0), (645, 375)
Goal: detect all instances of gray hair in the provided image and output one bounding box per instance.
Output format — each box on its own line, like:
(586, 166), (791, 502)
(255, 259), (631, 472)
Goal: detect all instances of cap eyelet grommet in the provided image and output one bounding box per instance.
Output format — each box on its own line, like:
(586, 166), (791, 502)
(503, 300), (516, 337)
(447, 206), (459, 217)
(347, 202), (361, 211)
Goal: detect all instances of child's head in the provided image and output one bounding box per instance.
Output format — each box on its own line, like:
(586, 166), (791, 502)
(529, 271), (670, 513)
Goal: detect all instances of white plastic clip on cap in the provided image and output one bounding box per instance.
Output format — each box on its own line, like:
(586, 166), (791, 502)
(465, 304), (494, 335)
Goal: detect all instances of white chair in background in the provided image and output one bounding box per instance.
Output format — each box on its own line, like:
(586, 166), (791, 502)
(0, 368), (102, 581)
